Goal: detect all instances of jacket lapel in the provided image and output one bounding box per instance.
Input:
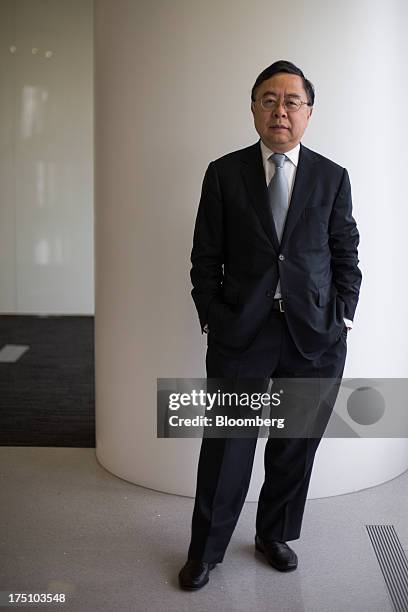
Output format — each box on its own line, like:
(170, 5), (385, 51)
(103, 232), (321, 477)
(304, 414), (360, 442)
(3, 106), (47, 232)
(240, 142), (280, 252)
(280, 143), (317, 249)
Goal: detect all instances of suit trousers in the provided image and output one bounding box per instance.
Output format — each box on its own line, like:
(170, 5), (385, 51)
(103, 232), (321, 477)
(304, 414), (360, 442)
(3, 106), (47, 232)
(187, 308), (348, 563)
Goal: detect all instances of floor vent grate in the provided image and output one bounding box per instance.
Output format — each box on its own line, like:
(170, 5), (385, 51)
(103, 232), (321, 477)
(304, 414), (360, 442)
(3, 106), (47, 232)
(366, 524), (408, 612)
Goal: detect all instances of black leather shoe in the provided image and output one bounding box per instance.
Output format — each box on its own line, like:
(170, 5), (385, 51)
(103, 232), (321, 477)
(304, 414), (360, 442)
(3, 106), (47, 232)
(255, 535), (298, 571)
(178, 560), (216, 590)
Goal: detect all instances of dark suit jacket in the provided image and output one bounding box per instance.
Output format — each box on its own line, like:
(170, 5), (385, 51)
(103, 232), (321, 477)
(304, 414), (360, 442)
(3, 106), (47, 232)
(190, 141), (362, 360)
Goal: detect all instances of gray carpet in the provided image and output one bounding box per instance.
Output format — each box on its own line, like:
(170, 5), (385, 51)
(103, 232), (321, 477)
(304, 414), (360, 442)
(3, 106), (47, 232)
(0, 315), (95, 447)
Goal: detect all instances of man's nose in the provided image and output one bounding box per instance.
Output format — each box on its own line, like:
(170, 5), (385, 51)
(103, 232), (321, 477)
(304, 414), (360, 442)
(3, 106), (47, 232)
(273, 100), (287, 117)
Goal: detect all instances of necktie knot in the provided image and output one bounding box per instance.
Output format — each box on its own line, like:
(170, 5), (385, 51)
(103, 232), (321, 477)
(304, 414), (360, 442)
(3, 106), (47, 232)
(270, 153), (286, 169)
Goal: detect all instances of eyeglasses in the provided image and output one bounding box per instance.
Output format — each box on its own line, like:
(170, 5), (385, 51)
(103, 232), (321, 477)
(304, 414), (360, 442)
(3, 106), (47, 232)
(258, 95), (312, 112)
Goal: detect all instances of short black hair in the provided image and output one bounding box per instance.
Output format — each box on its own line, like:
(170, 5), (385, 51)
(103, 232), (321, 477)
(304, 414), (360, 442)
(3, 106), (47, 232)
(251, 60), (315, 106)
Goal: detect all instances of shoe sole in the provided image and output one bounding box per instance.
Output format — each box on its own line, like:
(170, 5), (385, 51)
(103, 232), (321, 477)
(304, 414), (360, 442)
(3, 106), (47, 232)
(178, 563), (216, 591)
(255, 542), (298, 572)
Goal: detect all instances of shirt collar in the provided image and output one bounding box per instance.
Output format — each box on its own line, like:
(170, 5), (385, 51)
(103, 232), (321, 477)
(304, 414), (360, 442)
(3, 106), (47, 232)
(259, 139), (300, 168)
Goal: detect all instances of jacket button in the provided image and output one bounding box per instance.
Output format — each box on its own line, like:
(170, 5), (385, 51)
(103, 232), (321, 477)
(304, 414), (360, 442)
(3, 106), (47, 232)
(278, 254), (285, 261)
(265, 290), (273, 298)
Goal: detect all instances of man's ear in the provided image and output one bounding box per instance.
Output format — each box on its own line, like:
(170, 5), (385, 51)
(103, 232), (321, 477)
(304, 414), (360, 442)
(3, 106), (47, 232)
(251, 101), (255, 117)
(308, 106), (313, 119)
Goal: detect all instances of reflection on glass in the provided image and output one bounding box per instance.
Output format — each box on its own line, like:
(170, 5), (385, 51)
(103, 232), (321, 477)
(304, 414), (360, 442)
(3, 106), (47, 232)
(20, 86), (48, 140)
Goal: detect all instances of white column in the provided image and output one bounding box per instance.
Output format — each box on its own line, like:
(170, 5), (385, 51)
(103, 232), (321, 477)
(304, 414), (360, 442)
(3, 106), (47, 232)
(94, 0), (408, 499)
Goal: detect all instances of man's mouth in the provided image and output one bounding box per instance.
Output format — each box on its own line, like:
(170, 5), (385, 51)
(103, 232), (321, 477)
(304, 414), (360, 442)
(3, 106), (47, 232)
(270, 125), (289, 129)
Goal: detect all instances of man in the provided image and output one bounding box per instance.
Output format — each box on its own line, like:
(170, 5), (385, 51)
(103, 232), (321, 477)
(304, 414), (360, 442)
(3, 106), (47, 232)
(179, 60), (362, 590)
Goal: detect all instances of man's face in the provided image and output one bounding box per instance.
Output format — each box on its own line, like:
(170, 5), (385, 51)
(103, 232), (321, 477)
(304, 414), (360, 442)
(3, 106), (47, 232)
(251, 73), (313, 153)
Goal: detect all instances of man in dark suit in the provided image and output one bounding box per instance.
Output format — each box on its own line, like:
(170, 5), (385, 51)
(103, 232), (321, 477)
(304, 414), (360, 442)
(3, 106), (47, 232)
(179, 60), (362, 590)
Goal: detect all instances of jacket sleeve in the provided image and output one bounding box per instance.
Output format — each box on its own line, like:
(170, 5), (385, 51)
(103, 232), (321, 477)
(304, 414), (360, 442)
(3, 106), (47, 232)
(329, 168), (362, 321)
(190, 162), (224, 332)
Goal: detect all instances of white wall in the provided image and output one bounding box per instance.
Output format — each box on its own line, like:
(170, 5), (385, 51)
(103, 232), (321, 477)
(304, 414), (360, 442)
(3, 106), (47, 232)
(0, 0), (94, 314)
(94, 0), (408, 498)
